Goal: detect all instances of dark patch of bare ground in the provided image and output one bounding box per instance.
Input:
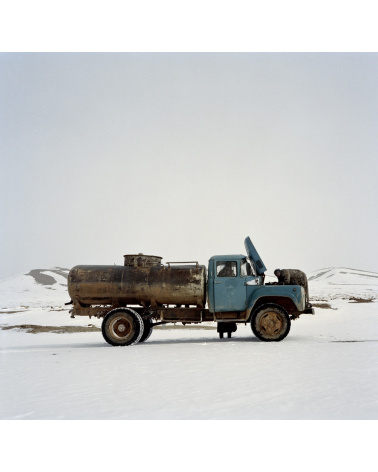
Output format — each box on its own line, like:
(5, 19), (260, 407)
(26, 270), (57, 286)
(0, 310), (27, 314)
(348, 297), (374, 303)
(311, 297), (375, 308)
(1, 324), (216, 334)
(1, 324), (101, 334)
(311, 302), (336, 310)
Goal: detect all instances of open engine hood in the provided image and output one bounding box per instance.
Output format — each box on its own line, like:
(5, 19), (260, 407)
(244, 236), (267, 276)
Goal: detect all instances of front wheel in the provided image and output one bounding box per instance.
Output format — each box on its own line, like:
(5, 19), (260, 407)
(251, 304), (291, 342)
(102, 308), (143, 346)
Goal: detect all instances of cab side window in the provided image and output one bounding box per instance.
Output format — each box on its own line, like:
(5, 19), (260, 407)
(217, 261), (237, 277)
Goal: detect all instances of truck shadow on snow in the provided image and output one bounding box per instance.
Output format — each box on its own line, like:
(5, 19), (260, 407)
(3, 337), (263, 352)
(5, 335), (372, 353)
(141, 336), (262, 346)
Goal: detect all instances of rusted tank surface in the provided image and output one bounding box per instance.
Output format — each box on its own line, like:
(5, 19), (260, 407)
(123, 253), (162, 267)
(68, 255), (207, 308)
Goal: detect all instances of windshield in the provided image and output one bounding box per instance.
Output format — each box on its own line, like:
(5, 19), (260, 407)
(241, 259), (253, 276)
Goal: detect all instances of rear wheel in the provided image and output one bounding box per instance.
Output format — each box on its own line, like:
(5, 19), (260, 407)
(139, 318), (153, 343)
(251, 304), (291, 342)
(102, 308), (143, 346)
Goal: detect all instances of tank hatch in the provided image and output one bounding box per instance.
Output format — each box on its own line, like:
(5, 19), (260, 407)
(123, 253), (162, 267)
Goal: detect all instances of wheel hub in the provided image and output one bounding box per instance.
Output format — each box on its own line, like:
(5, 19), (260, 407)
(112, 318), (132, 338)
(260, 312), (283, 335)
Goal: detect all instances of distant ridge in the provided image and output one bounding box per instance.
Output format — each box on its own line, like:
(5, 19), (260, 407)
(307, 267), (378, 300)
(0, 266), (377, 311)
(308, 267), (378, 283)
(26, 268), (69, 286)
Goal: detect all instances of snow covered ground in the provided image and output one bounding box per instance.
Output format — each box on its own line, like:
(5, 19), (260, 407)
(1, 267), (378, 420)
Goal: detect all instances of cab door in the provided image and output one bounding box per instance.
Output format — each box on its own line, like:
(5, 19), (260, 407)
(213, 260), (247, 312)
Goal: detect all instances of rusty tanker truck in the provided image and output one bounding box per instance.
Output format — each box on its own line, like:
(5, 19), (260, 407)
(66, 237), (314, 346)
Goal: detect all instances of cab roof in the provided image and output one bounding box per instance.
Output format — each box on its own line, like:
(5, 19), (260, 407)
(209, 254), (246, 261)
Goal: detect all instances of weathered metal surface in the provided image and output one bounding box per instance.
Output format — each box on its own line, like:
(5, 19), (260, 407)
(214, 310), (247, 320)
(68, 263), (207, 308)
(69, 305), (111, 318)
(158, 308), (209, 322)
(123, 254), (162, 267)
(257, 310), (284, 335)
(246, 286), (305, 313)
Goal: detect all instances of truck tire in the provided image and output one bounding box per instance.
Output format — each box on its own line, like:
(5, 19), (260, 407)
(102, 308), (143, 346)
(251, 304), (291, 342)
(139, 318), (153, 343)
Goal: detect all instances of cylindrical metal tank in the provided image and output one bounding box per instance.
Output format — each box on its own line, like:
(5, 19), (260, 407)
(68, 256), (207, 307)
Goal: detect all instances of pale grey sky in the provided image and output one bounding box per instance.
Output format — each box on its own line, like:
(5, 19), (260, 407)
(1, 52), (378, 278)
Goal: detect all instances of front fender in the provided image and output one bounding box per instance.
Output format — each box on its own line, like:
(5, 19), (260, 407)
(246, 284), (305, 313)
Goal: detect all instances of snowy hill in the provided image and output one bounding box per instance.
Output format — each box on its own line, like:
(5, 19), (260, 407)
(0, 267), (70, 310)
(308, 267), (378, 300)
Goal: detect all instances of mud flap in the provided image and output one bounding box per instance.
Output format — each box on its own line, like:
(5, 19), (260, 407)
(303, 307), (315, 315)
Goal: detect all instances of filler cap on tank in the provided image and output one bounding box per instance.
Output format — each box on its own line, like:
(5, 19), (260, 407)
(123, 253), (162, 267)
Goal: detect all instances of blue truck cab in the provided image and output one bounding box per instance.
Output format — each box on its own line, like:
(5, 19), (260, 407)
(207, 237), (313, 341)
